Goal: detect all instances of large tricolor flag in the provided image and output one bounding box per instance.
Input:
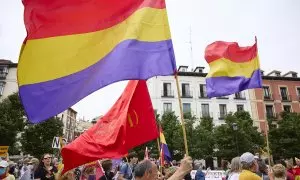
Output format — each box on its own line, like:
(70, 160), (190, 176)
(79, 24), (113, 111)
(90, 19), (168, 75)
(205, 39), (262, 97)
(160, 127), (171, 162)
(18, 0), (176, 123)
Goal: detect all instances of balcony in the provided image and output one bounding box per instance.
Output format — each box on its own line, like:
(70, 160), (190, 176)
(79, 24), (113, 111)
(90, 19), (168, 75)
(161, 90), (174, 98)
(199, 92), (209, 99)
(181, 91), (193, 98)
(0, 72), (8, 79)
(234, 93), (246, 100)
(200, 112), (213, 119)
(218, 112), (227, 120)
(280, 95), (292, 102)
(217, 96), (229, 99)
(264, 94), (274, 101)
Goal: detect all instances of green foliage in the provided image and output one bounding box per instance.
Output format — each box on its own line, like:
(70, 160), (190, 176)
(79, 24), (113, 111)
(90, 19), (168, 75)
(269, 112), (300, 159)
(21, 117), (64, 158)
(214, 111), (264, 160)
(0, 93), (25, 154)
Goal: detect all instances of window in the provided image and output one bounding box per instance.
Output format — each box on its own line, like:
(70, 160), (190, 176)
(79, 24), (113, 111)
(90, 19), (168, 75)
(182, 103), (191, 113)
(199, 84), (207, 98)
(219, 104), (227, 119)
(0, 82), (4, 96)
(182, 83), (191, 97)
(292, 73), (297, 78)
(0, 66), (8, 78)
(237, 105), (244, 111)
(266, 105), (274, 119)
(163, 103), (172, 112)
(275, 72), (280, 77)
(235, 92), (245, 99)
(280, 87), (288, 100)
(283, 105), (291, 112)
(263, 86), (271, 99)
(297, 88), (300, 100)
(163, 83), (172, 97)
(201, 104), (210, 117)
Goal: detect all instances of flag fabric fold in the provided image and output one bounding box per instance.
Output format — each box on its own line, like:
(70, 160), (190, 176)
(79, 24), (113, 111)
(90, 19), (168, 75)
(204, 39), (262, 97)
(159, 127), (171, 162)
(18, 0), (176, 123)
(61, 80), (159, 173)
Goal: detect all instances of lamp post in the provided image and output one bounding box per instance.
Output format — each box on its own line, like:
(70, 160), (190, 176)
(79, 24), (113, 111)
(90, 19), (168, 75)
(232, 123), (239, 156)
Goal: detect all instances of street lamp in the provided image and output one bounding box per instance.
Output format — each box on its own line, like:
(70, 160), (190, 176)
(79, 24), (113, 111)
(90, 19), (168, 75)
(232, 123), (239, 156)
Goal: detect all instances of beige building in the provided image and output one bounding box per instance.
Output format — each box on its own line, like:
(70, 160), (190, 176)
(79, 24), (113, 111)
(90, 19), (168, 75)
(0, 59), (18, 101)
(56, 108), (77, 142)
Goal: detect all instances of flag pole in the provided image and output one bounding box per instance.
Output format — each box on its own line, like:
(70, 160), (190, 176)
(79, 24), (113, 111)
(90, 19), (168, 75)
(174, 72), (189, 156)
(265, 123), (272, 166)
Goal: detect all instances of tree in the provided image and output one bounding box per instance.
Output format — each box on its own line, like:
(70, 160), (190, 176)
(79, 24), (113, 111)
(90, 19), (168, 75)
(269, 112), (300, 160)
(160, 111), (183, 160)
(0, 93), (25, 154)
(214, 111), (264, 160)
(183, 112), (198, 159)
(21, 117), (64, 158)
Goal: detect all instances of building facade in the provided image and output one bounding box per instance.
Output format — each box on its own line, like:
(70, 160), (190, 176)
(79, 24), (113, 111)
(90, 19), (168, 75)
(250, 70), (300, 132)
(147, 66), (252, 126)
(0, 60), (18, 101)
(56, 108), (77, 142)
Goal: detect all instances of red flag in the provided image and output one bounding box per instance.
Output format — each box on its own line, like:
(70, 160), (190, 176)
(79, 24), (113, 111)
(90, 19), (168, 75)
(61, 80), (159, 173)
(144, 147), (149, 160)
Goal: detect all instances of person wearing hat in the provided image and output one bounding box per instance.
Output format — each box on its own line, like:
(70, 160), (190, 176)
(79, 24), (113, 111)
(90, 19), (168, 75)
(20, 158), (39, 180)
(239, 152), (265, 180)
(0, 160), (15, 180)
(20, 158), (30, 178)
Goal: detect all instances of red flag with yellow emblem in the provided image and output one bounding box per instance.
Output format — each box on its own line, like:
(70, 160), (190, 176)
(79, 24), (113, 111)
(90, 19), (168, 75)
(61, 80), (159, 173)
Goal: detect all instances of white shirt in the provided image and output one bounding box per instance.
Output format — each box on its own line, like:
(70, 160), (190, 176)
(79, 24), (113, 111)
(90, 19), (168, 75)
(228, 172), (240, 180)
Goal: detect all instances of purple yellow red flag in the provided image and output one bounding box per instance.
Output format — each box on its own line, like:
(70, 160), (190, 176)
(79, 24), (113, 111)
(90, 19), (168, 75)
(18, 0), (176, 123)
(61, 80), (159, 173)
(160, 127), (172, 162)
(205, 38), (262, 97)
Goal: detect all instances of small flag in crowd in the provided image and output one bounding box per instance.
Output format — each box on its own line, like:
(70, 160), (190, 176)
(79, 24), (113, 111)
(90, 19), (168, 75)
(205, 38), (262, 97)
(160, 127), (172, 162)
(18, 0), (176, 123)
(61, 80), (159, 173)
(144, 147), (149, 160)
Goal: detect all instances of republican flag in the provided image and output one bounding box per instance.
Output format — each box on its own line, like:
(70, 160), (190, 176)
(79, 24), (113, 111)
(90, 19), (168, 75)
(205, 38), (262, 97)
(61, 80), (159, 173)
(18, 0), (176, 123)
(159, 127), (172, 162)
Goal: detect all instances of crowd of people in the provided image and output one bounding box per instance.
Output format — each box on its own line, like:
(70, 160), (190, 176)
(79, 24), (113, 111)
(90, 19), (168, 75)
(0, 152), (300, 180)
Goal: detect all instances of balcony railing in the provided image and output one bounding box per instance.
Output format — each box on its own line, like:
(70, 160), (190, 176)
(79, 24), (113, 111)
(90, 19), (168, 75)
(199, 92), (209, 99)
(0, 72), (8, 79)
(217, 96), (229, 99)
(264, 94), (274, 101)
(181, 91), (193, 98)
(234, 93), (246, 100)
(218, 112), (227, 120)
(280, 95), (292, 102)
(266, 113), (277, 119)
(200, 112), (213, 119)
(161, 90), (174, 98)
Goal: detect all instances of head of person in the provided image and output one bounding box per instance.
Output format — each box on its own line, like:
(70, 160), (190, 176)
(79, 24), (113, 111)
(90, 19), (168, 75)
(285, 160), (293, 170)
(134, 160), (158, 180)
(272, 164), (286, 180)
(221, 160), (229, 170)
(0, 160), (9, 177)
(240, 152), (258, 173)
(40, 154), (52, 167)
(128, 152), (138, 164)
(28, 158), (39, 171)
(230, 157), (241, 173)
(101, 159), (112, 173)
(296, 157), (300, 166)
(257, 159), (268, 174)
(58, 170), (74, 180)
(23, 158), (30, 166)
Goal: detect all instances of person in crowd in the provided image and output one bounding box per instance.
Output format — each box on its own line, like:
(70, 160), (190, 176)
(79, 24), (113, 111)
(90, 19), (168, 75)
(294, 157), (300, 180)
(194, 162), (205, 180)
(278, 160), (294, 180)
(20, 158), (39, 180)
(81, 166), (96, 180)
(99, 159), (115, 180)
(221, 160), (230, 177)
(21, 158), (30, 178)
(257, 159), (270, 180)
(239, 152), (265, 180)
(0, 160), (15, 180)
(164, 166), (177, 179)
(227, 157), (241, 180)
(118, 152), (139, 180)
(134, 156), (192, 180)
(34, 154), (58, 180)
(273, 164), (286, 180)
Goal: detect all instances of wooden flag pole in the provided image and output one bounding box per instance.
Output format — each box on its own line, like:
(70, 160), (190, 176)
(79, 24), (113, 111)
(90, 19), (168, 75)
(265, 123), (272, 166)
(174, 73), (189, 156)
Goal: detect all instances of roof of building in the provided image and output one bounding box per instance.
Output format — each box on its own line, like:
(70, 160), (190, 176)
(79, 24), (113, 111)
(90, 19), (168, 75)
(0, 59), (17, 68)
(282, 71), (298, 77)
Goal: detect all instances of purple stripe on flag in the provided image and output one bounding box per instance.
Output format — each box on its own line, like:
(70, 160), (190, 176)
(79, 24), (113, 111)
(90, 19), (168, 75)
(161, 143), (171, 161)
(19, 39), (176, 123)
(206, 69), (262, 98)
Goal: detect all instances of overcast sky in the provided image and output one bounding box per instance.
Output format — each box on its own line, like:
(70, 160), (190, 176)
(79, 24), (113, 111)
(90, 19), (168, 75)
(1, 0), (300, 120)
